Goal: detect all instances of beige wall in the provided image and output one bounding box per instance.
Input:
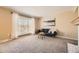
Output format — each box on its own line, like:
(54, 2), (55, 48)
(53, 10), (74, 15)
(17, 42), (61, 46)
(0, 7), (78, 41)
(0, 7), (12, 40)
(55, 11), (78, 40)
(40, 10), (78, 40)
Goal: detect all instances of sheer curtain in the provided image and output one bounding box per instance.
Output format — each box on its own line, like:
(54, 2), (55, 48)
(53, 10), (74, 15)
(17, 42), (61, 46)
(17, 16), (34, 36)
(12, 12), (35, 38)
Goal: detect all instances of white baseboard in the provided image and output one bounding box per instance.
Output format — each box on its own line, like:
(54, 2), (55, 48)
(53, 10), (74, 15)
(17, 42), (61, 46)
(0, 39), (11, 43)
(57, 35), (76, 40)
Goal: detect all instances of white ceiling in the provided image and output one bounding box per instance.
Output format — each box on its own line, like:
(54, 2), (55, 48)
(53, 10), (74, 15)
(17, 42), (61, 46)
(6, 6), (75, 17)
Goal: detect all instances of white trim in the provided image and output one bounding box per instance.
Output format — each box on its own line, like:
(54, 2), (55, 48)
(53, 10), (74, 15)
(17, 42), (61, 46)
(57, 35), (77, 40)
(78, 25), (79, 45)
(11, 12), (19, 39)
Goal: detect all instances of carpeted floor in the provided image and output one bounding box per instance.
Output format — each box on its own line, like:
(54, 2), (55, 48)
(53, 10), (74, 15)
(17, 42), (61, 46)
(0, 35), (78, 53)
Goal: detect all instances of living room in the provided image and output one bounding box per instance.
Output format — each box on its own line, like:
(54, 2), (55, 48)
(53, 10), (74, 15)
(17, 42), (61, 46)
(0, 6), (79, 53)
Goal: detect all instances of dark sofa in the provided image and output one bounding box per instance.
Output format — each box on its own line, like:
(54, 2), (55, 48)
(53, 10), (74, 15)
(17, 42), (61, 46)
(36, 29), (57, 37)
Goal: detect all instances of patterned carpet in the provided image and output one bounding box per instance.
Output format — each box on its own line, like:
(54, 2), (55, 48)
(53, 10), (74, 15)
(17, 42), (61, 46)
(0, 35), (78, 53)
